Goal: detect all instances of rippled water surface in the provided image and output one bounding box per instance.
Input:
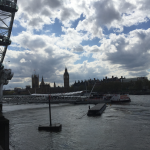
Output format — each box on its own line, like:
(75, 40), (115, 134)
(3, 95), (150, 150)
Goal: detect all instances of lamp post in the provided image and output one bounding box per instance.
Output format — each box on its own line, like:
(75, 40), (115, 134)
(85, 80), (87, 97)
(49, 95), (52, 126)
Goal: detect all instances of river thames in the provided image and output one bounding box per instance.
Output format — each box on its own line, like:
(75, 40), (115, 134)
(2, 95), (150, 150)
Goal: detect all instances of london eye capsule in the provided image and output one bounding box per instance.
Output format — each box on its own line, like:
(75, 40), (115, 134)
(0, 0), (18, 13)
(0, 35), (11, 46)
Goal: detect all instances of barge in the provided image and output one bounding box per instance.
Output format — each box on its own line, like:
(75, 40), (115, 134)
(87, 103), (106, 116)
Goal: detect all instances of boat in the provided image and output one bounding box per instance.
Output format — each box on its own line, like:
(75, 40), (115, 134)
(89, 92), (103, 100)
(87, 103), (106, 116)
(103, 94), (131, 103)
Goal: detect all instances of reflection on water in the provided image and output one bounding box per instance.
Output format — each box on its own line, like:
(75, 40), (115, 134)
(3, 95), (150, 150)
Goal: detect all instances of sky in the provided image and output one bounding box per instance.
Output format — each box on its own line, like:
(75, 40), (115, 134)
(3, 0), (150, 89)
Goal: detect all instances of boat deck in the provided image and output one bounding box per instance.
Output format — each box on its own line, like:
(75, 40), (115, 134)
(87, 103), (106, 116)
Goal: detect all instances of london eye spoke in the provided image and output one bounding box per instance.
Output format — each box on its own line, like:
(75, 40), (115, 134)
(0, 0), (18, 63)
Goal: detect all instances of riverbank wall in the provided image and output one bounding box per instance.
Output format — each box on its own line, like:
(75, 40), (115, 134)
(0, 115), (9, 150)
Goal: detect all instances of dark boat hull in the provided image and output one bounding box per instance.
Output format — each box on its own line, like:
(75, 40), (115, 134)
(87, 103), (106, 116)
(111, 99), (131, 103)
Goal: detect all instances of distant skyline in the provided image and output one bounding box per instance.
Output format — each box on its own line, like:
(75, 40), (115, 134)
(3, 0), (150, 89)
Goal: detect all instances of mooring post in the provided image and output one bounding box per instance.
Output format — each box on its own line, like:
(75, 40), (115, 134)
(38, 95), (62, 132)
(49, 95), (52, 126)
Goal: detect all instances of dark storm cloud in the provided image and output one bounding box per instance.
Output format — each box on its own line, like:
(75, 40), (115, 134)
(60, 7), (78, 21)
(135, 30), (147, 40)
(22, 0), (62, 14)
(90, 46), (100, 52)
(105, 49), (150, 71)
(72, 45), (84, 52)
(41, 8), (52, 16)
(28, 17), (43, 27)
(23, 0), (43, 14)
(44, 0), (62, 9)
(129, 71), (149, 77)
(17, 35), (46, 49)
(103, 29), (150, 73)
(139, 0), (150, 10)
(90, 49), (99, 52)
(133, 30), (150, 52)
(119, 1), (136, 13)
(93, 0), (121, 26)
(9, 78), (23, 83)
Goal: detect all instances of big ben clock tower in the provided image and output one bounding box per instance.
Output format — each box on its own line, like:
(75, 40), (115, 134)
(64, 67), (69, 89)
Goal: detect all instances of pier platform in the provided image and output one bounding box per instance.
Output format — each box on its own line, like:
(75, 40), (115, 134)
(38, 123), (62, 132)
(87, 103), (106, 116)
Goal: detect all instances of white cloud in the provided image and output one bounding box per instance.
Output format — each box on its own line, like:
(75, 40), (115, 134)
(20, 58), (26, 63)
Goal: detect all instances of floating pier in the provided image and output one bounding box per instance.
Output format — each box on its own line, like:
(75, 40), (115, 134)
(87, 103), (106, 116)
(38, 123), (62, 132)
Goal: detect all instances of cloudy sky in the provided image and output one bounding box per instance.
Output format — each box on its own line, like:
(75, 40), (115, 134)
(3, 0), (150, 89)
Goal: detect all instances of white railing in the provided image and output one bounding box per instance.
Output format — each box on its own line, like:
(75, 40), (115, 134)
(2, 95), (105, 104)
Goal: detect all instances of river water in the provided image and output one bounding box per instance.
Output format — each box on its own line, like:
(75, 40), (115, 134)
(2, 95), (150, 150)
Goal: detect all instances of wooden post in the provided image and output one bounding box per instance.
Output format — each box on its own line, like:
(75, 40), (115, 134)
(38, 95), (61, 132)
(48, 95), (52, 126)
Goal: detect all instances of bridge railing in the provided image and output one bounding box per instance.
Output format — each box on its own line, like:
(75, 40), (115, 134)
(2, 95), (104, 104)
(2, 95), (80, 104)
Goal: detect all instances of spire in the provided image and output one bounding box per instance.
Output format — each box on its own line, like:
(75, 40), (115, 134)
(64, 67), (69, 89)
(65, 67), (67, 72)
(40, 76), (45, 85)
(64, 67), (69, 76)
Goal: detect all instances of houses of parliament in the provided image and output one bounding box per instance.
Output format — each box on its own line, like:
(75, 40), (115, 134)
(31, 68), (69, 93)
